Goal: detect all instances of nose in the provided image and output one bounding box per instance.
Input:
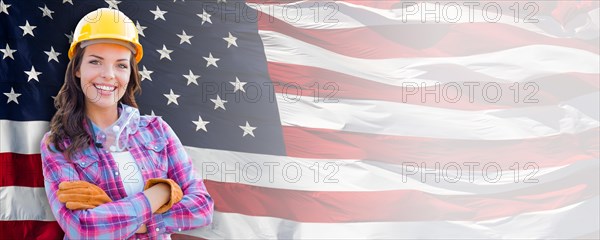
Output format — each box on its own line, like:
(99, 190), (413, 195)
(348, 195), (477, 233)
(101, 65), (115, 79)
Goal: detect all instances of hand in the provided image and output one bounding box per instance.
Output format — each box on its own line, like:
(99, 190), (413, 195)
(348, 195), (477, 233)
(58, 181), (112, 210)
(144, 178), (183, 213)
(136, 224), (148, 233)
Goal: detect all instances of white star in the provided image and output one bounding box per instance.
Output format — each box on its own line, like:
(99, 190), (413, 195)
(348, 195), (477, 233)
(19, 20), (37, 37)
(183, 70), (200, 86)
(24, 66), (42, 82)
(230, 77), (247, 93)
(4, 87), (21, 104)
(239, 121), (256, 137)
(203, 52), (219, 68)
(105, 0), (120, 9)
(150, 6), (167, 21)
(197, 9), (212, 25)
(210, 95), (227, 110)
(0, 0), (11, 15)
(223, 32), (238, 48)
(65, 31), (74, 43)
(148, 110), (161, 117)
(139, 66), (154, 81)
(63, 0), (73, 5)
(44, 46), (61, 62)
(177, 30), (193, 45)
(1, 43), (16, 60)
(156, 44), (173, 60)
(39, 5), (54, 19)
(192, 115), (210, 132)
(163, 89), (180, 106)
(136, 21), (147, 37)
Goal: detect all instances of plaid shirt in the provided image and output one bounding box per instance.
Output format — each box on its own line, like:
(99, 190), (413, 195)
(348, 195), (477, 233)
(40, 105), (214, 240)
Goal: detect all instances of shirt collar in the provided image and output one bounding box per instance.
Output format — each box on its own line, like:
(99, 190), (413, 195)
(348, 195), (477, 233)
(88, 103), (140, 152)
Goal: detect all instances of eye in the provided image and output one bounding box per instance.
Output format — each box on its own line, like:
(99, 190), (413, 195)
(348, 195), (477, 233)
(89, 60), (100, 65)
(118, 64), (129, 69)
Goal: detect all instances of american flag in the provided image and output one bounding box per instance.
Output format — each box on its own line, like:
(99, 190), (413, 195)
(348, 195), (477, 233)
(1, 0), (599, 239)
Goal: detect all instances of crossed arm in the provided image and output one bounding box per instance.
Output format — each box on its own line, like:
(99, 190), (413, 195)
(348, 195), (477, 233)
(42, 119), (213, 238)
(57, 179), (180, 233)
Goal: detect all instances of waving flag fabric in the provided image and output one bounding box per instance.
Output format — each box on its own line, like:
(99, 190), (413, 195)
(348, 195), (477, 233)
(1, 0), (599, 239)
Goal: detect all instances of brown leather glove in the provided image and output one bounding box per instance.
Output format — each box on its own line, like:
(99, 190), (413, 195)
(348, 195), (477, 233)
(58, 181), (112, 210)
(144, 178), (183, 213)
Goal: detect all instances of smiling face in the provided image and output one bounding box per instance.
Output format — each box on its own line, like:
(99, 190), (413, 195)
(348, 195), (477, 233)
(76, 43), (132, 112)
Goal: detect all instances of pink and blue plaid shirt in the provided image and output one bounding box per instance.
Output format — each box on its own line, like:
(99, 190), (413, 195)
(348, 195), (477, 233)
(40, 104), (214, 240)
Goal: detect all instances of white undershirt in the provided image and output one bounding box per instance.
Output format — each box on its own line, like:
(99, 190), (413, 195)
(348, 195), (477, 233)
(111, 151), (144, 196)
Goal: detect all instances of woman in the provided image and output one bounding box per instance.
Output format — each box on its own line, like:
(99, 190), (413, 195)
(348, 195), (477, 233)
(40, 8), (213, 239)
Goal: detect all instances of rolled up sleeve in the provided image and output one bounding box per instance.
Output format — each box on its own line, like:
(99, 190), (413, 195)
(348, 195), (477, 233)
(41, 133), (153, 239)
(153, 118), (214, 234)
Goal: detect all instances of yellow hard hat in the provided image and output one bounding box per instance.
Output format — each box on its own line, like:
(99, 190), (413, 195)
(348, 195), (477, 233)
(68, 8), (143, 62)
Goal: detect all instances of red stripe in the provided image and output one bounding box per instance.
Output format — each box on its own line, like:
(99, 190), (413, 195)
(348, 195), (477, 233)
(338, 0), (549, 12)
(575, 230), (600, 239)
(246, 0), (303, 4)
(341, 0), (599, 16)
(205, 175), (597, 222)
(282, 126), (600, 168)
(246, 0), (406, 10)
(251, 0), (599, 25)
(333, 0), (402, 9)
(2, 152), (596, 224)
(246, 0), (403, 9)
(268, 62), (599, 110)
(2, 128), (598, 187)
(0, 153), (44, 188)
(257, 13), (599, 58)
(552, 1), (600, 24)
(0, 221), (63, 240)
(171, 234), (206, 240)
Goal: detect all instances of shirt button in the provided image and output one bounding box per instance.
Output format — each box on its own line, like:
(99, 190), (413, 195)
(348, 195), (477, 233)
(178, 228), (182, 232)
(154, 146), (159, 150)
(80, 162), (85, 166)
(115, 171), (119, 176)
(112, 125), (120, 132)
(155, 227), (160, 232)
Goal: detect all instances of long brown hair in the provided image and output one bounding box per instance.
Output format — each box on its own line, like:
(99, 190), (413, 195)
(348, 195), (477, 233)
(46, 45), (141, 160)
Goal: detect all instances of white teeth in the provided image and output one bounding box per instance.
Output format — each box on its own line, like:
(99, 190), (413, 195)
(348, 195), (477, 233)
(94, 84), (115, 91)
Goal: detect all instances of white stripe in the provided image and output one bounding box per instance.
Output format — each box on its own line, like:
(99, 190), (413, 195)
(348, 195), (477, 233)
(276, 94), (599, 140)
(4, 187), (597, 238)
(188, 146), (468, 194)
(250, 2), (599, 40)
(259, 30), (599, 86)
(590, 8), (600, 28)
(0, 118), (592, 194)
(3, 120), (590, 194)
(0, 120), (49, 154)
(0, 186), (55, 221)
(183, 197), (599, 239)
(4, 95), (599, 153)
(187, 146), (598, 194)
